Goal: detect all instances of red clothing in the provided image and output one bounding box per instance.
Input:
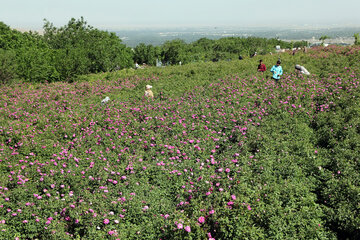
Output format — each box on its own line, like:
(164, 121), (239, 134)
(258, 63), (266, 72)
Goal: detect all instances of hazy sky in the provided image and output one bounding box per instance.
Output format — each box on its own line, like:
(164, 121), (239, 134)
(1, 0), (360, 30)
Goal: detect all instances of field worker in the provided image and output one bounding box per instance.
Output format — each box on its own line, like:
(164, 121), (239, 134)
(257, 59), (266, 72)
(295, 64), (310, 75)
(270, 60), (283, 82)
(101, 96), (110, 105)
(145, 85), (154, 98)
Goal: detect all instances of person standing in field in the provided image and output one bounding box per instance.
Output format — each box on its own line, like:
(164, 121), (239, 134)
(257, 59), (266, 72)
(270, 60), (283, 82)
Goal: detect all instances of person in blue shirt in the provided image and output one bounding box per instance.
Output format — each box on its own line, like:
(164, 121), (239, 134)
(270, 60), (283, 82)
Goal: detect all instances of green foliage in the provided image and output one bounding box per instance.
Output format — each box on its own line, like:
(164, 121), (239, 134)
(354, 33), (360, 46)
(133, 43), (160, 65)
(15, 46), (60, 83)
(0, 22), (58, 83)
(0, 19), (310, 83)
(293, 40), (309, 48)
(0, 19), (134, 83)
(319, 35), (331, 46)
(154, 36), (307, 64)
(43, 17), (134, 77)
(161, 39), (190, 65)
(0, 22), (26, 49)
(0, 49), (17, 84)
(1, 46), (360, 238)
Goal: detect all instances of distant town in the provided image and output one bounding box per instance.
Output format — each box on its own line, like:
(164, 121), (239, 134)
(112, 26), (360, 47)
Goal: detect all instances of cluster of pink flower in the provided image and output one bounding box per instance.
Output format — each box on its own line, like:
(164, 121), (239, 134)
(308, 45), (360, 58)
(0, 62), (359, 238)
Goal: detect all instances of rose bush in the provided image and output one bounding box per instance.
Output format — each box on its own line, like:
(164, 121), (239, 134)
(0, 46), (359, 239)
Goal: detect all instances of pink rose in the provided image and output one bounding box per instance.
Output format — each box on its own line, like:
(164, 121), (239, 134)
(198, 216), (205, 224)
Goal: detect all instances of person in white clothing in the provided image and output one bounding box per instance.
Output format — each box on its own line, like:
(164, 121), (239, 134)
(295, 64), (310, 75)
(101, 96), (110, 105)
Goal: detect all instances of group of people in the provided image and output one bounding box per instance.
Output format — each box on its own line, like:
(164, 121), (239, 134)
(144, 60), (310, 100)
(257, 59), (310, 82)
(141, 60), (311, 100)
(257, 59), (283, 82)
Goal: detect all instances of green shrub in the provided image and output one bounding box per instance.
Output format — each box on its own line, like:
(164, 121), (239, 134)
(0, 49), (17, 84)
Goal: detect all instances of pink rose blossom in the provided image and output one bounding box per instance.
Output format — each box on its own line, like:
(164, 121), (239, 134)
(198, 216), (205, 224)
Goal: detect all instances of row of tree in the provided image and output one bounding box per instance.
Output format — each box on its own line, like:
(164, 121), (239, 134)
(134, 37), (309, 66)
(1, 18), (308, 84)
(0, 18), (134, 84)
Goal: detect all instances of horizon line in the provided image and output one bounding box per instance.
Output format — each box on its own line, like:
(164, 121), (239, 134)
(12, 23), (360, 32)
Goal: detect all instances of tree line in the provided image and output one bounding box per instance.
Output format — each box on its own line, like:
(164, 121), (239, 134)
(0, 18), (133, 84)
(0, 17), (308, 84)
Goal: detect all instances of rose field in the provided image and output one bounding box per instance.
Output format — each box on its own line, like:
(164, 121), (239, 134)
(1, 46), (360, 239)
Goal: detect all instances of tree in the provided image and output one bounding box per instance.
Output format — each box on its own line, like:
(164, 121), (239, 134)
(0, 21), (60, 83)
(161, 39), (189, 65)
(43, 17), (133, 79)
(133, 43), (160, 65)
(293, 40), (309, 48)
(192, 38), (215, 52)
(354, 33), (360, 46)
(319, 35), (330, 45)
(0, 49), (17, 84)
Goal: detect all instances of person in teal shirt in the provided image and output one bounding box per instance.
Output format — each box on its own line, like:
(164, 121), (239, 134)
(270, 60), (283, 82)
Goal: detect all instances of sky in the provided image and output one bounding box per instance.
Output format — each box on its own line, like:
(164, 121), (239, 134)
(1, 0), (360, 31)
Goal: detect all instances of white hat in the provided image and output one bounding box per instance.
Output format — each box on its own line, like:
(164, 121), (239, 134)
(146, 85), (152, 89)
